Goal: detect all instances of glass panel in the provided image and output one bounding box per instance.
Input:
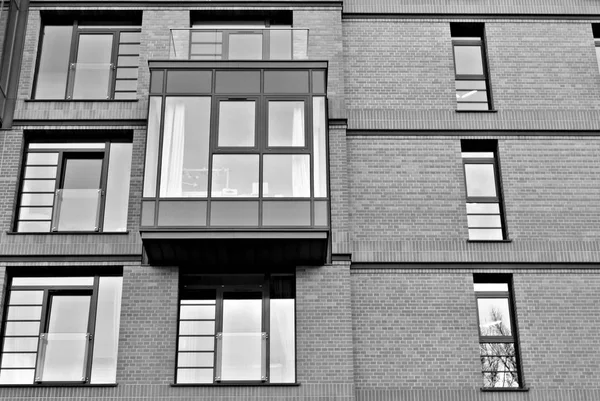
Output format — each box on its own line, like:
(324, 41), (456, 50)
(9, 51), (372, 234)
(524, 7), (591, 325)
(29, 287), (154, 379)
(211, 155), (259, 197)
(455, 80), (486, 90)
(47, 295), (90, 333)
(474, 283), (509, 292)
(270, 298), (295, 383)
(178, 336), (214, 352)
(55, 189), (101, 231)
(150, 70), (164, 93)
(210, 201), (259, 226)
(269, 30), (291, 59)
(119, 32), (141, 43)
(26, 153), (58, 165)
(36, 333), (89, 382)
(12, 277), (93, 286)
(191, 43), (222, 54)
(72, 34), (113, 99)
(143, 97), (162, 197)
(191, 31), (222, 42)
(20, 193), (54, 206)
(477, 298), (512, 336)
(5, 322), (40, 336)
(177, 368), (213, 384)
(312, 71), (326, 93)
(7, 306), (42, 321)
(263, 155), (310, 198)
(3, 337), (39, 352)
(29, 143), (105, 150)
(177, 352), (213, 367)
(456, 90), (487, 102)
(482, 371), (519, 388)
(218, 101), (255, 147)
(481, 356), (518, 372)
(141, 201), (155, 226)
(103, 143), (132, 232)
(457, 102), (489, 111)
(24, 166), (57, 179)
(596, 47), (600, 73)
(228, 33), (262, 60)
(22, 180), (55, 192)
(160, 97), (211, 198)
(1, 353), (37, 368)
(35, 26), (72, 99)
(314, 200), (328, 226)
(63, 158), (102, 189)
(220, 295), (262, 381)
(180, 305), (215, 320)
(264, 71), (309, 93)
(454, 45), (484, 75)
(215, 71), (261, 94)
(464, 164), (496, 197)
(462, 152), (494, 158)
(467, 215), (502, 228)
(114, 80), (137, 91)
(9, 291), (44, 305)
(157, 201), (207, 226)
(90, 277), (122, 384)
(179, 321), (215, 336)
(117, 56), (139, 67)
(19, 207), (52, 220)
(17, 222), (51, 232)
(263, 201), (311, 226)
(0, 369), (35, 384)
(166, 70), (212, 93)
(469, 228), (503, 240)
(313, 97), (328, 197)
(118, 44), (140, 54)
(268, 101), (305, 147)
(480, 342), (515, 357)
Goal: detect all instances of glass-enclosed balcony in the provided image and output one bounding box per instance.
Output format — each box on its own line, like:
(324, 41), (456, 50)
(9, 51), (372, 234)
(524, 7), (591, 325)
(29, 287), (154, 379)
(169, 28), (309, 61)
(141, 62), (329, 266)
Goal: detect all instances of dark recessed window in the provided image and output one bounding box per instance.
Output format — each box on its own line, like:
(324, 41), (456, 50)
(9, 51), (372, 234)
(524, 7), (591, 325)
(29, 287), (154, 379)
(176, 273), (295, 384)
(34, 17), (141, 100)
(451, 23), (492, 111)
(474, 275), (523, 388)
(16, 139), (132, 233)
(593, 24), (600, 73)
(461, 140), (507, 240)
(0, 274), (123, 385)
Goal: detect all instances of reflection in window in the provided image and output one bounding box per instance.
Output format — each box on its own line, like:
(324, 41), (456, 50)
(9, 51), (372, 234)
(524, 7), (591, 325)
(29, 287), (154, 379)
(462, 140), (506, 240)
(0, 275), (123, 384)
(474, 277), (522, 388)
(176, 274), (295, 384)
(16, 141), (132, 233)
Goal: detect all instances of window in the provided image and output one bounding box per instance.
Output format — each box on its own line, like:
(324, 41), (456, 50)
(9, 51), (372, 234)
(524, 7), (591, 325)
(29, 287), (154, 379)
(33, 17), (141, 100)
(16, 139), (132, 233)
(451, 23), (492, 111)
(593, 24), (600, 72)
(461, 140), (507, 240)
(474, 275), (522, 388)
(176, 274), (295, 384)
(0, 274), (123, 384)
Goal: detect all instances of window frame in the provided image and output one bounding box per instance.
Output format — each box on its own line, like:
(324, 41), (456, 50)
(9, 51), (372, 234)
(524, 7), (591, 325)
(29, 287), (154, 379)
(473, 275), (524, 389)
(461, 141), (507, 241)
(32, 20), (140, 100)
(0, 273), (123, 386)
(175, 273), (296, 385)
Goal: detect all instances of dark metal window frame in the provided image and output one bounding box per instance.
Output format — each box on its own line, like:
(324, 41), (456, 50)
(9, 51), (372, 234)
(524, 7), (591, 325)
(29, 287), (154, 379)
(15, 140), (124, 233)
(461, 141), (508, 240)
(473, 274), (524, 388)
(0, 276), (104, 385)
(175, 273), (296, 385)
(451, 26), (493, 111)
(32, 21), (140, 100)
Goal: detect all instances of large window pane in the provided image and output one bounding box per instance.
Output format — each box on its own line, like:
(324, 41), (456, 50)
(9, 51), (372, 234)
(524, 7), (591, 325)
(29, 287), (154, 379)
(477, 298), (512, 336)
(218, 101), (255, 147)
(72, 34), (113, 99)
(269, 30), (292, 60)
(228, 33), (262, 60)
(103, 143), (132, 231)
(464, 164), (496, 197)
(143, 97), (162, 197)
(35, 26), (72, 99)
(263, 155), (310, 197)
(270, 298), (295, 383)
(160, 97), (211, 197)
(313, 97), (328, 197)
(268, 101), (305, 147)
(454, 45), (484, 75)
(211, 155), (259, 198)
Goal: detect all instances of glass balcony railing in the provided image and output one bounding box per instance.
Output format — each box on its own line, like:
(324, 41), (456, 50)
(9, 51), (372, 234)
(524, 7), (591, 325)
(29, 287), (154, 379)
(52, 189), (102, 232)
(169, 28), (309, 61)
(35, 333), (90, 383)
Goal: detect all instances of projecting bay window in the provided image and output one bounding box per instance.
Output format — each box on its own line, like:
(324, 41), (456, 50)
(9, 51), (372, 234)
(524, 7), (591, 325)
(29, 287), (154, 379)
(461, 140), (507, 241)
(0, 274), (123, 385)
(33, 20), (140, 100)
(176, 273), (295, 384)
(142, 68), (328, 228)
(451, 23), (492, 111)
(15, 140), (132, 233)
(474, 276), (522, 388)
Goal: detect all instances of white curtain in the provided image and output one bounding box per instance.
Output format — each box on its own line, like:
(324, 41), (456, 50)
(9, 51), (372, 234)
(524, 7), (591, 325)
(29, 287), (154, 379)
(160, 100), (186, 197)
(292, 104), (309, 197)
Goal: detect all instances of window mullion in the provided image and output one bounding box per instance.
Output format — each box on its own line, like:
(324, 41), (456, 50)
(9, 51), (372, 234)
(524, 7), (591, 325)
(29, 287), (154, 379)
(83, 277), (100, 382)
(65, 23), (80, 100)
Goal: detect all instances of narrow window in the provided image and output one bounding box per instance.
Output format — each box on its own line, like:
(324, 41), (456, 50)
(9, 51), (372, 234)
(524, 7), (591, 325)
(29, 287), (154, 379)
(593, 24), (600, 73)
(33, 16), (141, 100)
(16, 139), (132, 233)
(474, 275), (522, 388)
(0, 274), (123, 384)
(451, 23), (492, 111)
(461, 140), (507, 240)
(176, 273), (295, 384)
